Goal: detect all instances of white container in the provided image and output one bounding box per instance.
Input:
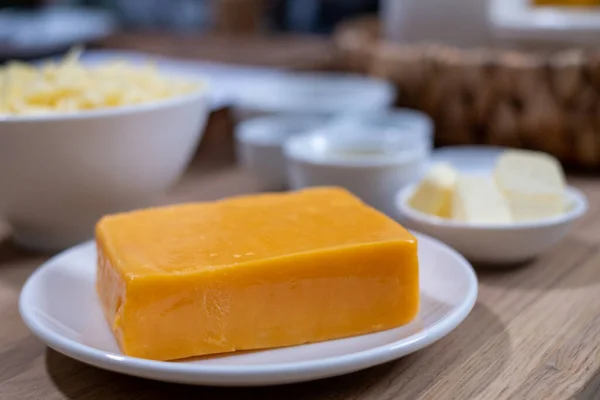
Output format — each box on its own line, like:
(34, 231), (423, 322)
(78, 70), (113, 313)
(232, 72), (396, 121)
(395, 146), (588, 264)
(335, 108), (434, 153)
(396, 184), (587, 264)
(284, 127), (429, 217)
(235, 115), (329, 190)
(0, 89), (208, 251)
(381, 0), (493, 47)
(489, 0), (600, 49)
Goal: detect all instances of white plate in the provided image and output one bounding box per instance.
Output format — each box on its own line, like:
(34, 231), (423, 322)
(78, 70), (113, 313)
(19, 232), (477, 386)
(232, 72), (396, 117)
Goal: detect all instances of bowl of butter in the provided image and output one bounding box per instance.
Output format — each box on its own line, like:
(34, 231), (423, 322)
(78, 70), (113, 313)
(396, 147), (588, 264)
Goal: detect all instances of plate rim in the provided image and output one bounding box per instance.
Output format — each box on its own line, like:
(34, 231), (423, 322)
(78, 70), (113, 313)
(19, 232), (478, 384)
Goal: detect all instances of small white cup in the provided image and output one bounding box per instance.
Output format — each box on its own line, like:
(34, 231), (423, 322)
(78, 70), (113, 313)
(336, 108), (434, 152)
(235, 115), (329, 190)
(284, 126), (429, 217)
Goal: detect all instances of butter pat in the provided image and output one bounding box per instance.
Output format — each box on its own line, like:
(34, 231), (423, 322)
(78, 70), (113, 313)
(96, 187), (419, 361)
(409, 163), (457, 218)
(452, 175), (512, 224)
(494, 150), (566, 221)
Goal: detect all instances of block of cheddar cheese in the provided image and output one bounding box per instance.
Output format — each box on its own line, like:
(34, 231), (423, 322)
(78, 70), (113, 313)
(96, 187), (419, 361)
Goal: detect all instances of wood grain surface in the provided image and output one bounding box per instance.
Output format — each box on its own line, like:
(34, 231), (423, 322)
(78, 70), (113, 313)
(2, 34), (600, 400)
(1, 154), (600, 399)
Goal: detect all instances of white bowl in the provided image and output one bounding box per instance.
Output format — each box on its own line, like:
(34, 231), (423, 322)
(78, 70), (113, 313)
(335, 108), (435, 152)
(235, 115), (329, 190)
(232, 72), (396, 121)
(396, 184), (588, 264)
(284, 128), (429, 217)
(0, 89), (208, 251)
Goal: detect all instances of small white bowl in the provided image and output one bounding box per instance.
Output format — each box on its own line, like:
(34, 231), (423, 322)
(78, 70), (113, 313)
(396, 184), (588, 264)
(335, 108), (434, 152)
(0, 83), (208, 251)
(284, 127), (429, 217)
(235, 115), (329, 190)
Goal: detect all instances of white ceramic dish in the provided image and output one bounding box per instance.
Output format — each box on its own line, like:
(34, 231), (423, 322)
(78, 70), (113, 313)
(284, 127), (429, 217)
(490, 0), (600, 48)
(395, 146), (588, 264)
(19, 232), (477, 387)
(232, 72), (396, 121)
(0, 79), (208, 252)
(235, 115), (328, 190)
(335, 108), (434, 152)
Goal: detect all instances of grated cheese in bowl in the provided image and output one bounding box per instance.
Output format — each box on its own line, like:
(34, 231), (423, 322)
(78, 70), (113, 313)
(0, 49), (201, 117)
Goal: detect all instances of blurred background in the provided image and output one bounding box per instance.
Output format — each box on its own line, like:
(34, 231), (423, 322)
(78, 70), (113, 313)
(3, 0), (600, 168)
(0, 0), (380, 37)
(2, 0), (600, 243)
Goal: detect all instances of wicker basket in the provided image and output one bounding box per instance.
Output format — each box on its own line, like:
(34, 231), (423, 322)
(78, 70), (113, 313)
(334, 17), (600, 167)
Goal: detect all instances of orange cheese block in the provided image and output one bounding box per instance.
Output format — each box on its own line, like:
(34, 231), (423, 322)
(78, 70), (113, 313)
(96, 187), (419, 361)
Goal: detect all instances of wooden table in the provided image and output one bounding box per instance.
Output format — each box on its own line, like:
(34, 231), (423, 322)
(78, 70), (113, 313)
(1, 153), (600, 399)
(3, 33), (600, 400)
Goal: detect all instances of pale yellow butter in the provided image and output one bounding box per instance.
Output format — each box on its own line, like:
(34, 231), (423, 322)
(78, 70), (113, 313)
(408, 163), (457, 218)
(452, 175), (512, 224)
(494, 150), (566, 221)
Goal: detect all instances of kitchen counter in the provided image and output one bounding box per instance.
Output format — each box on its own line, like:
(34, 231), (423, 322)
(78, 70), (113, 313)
(1, 33), (600, 400)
